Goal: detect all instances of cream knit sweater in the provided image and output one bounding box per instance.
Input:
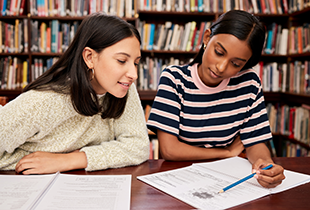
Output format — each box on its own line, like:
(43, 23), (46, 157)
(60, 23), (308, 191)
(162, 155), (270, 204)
(0, 84), (149, 171)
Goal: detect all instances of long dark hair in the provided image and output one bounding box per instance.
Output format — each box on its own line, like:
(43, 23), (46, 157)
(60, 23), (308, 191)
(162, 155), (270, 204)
(189, 10), (265, 70)
(23, 12), (141, 119)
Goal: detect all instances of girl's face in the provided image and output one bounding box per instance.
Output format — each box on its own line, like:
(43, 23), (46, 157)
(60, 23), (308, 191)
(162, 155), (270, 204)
(198, 30), (252, 87)
(84, 36), (141, 97)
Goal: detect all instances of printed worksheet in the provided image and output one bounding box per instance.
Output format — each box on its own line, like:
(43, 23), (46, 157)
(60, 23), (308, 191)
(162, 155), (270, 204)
(0, 173), (131, 210)
(138, 157), (310, 210)
(33, 174), (131, 210)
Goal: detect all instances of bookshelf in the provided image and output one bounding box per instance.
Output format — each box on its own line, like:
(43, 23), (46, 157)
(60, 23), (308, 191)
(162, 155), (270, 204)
(1, 0), (310, 157)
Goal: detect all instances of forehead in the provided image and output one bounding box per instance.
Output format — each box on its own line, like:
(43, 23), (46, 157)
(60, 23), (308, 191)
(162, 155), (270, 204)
(99, 36), (141, 57)
(210, 33), (252, 60)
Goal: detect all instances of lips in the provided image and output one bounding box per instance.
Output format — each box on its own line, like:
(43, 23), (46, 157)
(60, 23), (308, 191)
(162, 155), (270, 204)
(209, 69), (221, 79)
(118, 82), (130, 86)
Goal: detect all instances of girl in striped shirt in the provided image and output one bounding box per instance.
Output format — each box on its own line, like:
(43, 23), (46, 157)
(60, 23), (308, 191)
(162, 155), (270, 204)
(147, 10), (285, 188)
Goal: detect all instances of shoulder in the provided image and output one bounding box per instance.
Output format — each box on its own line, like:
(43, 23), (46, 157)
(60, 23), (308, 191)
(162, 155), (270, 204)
(14, 90), (73, 112)
(20, 90), (69, 103)
(160, 64), (194, 88)
(162, 64), (191, 79)
(230, 69), (261, 88)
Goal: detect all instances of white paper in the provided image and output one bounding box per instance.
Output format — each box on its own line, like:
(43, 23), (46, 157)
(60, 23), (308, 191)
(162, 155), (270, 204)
(33, 174), (131, 210)
(138, 157), (310, 210)
(193, 157), (310, 194)
(0, 174), (57, 210)
(0, 173), (131, 210)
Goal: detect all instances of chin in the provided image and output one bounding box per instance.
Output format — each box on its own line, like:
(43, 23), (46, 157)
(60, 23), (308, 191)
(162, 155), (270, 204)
(110, 92), (127, 98)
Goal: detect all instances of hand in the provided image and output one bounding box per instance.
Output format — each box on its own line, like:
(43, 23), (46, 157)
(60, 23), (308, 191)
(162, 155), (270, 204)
(15, 151), (87, 175)
(226, 136), (245, 157)
(252, 158), (285, 188)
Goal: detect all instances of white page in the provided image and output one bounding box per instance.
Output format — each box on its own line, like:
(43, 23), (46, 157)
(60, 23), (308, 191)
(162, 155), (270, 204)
(0, 174), (56, 210)
(138, 165), (269, 210)
(193, 157), (310, 194)
(33, 174), (131, 210)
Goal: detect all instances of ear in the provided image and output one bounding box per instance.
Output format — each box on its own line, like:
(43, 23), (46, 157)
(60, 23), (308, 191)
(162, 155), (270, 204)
(202, 29), (212, 46)
(82, 47), (95, 69)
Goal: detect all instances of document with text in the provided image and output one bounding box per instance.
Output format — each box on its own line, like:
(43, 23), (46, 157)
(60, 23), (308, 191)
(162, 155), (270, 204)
(0, 173), (131, 210)
(137, 157), (310, 210)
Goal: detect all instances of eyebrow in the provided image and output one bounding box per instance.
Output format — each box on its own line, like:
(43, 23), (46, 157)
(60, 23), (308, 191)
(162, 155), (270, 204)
(217, 42), (247, 62)
(115, 52), (141, 60)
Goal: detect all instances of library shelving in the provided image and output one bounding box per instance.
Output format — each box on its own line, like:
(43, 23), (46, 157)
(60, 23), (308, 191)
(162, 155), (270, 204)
(1, 0), (310, 157)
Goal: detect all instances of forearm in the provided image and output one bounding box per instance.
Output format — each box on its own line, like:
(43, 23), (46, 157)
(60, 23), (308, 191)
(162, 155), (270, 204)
(63, 151), (88, 171)
(245, 143), (273, 164)
(157, 130), (237, 161)
(161, 143), (233, 161)
(15, 151), (88, 174)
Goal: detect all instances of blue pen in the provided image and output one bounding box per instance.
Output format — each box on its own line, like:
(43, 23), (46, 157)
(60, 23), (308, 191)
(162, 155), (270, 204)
(218, 164), (273, 193)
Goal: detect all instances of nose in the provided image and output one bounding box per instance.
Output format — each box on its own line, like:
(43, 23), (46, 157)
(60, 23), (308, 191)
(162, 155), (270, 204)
(126, 63), (138, 81)
(216, 58), (228, 73)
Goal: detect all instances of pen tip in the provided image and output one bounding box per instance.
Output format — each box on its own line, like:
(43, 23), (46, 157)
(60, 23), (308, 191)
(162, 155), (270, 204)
(218, 190), (224, 194)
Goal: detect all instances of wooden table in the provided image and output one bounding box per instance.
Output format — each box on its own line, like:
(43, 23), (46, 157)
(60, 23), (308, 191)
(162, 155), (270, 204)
(1, 157), (310, 209)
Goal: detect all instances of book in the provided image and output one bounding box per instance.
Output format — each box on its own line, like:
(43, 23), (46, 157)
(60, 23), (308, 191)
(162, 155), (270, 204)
(138, 156), (310, 210)
(278, 28), (289, 55)
(0, 172), (131, 210)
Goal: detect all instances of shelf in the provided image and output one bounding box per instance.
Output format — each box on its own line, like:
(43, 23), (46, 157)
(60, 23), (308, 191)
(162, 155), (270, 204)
(138, 10), (216, 17)
(0, 89), (22, 101)
(29, 15), (137, 22)
(0, 53), (30, 56)
(264, 92), (310, 106)
(31, 52), (63, 56)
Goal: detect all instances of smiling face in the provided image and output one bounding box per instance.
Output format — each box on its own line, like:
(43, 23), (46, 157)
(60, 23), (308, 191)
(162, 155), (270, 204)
(83, 36), (141, 98)
(198, 29), (252, 87)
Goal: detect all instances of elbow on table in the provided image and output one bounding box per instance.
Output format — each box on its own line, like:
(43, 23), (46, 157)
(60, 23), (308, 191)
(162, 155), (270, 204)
(159, 147), (181, 161)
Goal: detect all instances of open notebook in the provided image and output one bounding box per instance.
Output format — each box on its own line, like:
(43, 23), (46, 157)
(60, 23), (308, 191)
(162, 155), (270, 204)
(138, 157), (310, 210)
(0, 173), (131, 210)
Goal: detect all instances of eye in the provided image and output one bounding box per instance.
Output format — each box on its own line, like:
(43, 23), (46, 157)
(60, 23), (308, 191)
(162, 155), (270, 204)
(232, 61), (241, 67)
(215, 49), (223, 56)
(117, 60), (126, 64)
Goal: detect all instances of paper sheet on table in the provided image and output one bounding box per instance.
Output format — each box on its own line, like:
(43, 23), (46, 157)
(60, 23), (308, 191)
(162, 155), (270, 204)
(0, 173), (131, 210)
(33, 174), (131, 210)
(138, 157), (310, 210)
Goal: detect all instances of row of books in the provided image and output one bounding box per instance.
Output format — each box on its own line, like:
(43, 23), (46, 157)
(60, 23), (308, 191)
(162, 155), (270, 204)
(0, 19), (28, 53)
(253, 60), (310, 94)
(289, 0), (310, 13)
(139, 0), (294, 14)
(262, 22), (310, 56)
(267, 103), (310, 146)
(28, 0), (137, 17)
(2, 19), (309, 57)
(137, 56), (190, 90)
(282, 142), (309, 157)
(31, 57), (59, 80)
(1, 0), (26, 16)
(0, 56), (59, 90)
(2, 0), (310, 18)
(0, 56), (28, 90)
(288, 23), (310, 55)
(138, 21), (211, 52)
(31, 20), (79, 53)
(137, 58), (310, 93)
(138, 0), (290, 14)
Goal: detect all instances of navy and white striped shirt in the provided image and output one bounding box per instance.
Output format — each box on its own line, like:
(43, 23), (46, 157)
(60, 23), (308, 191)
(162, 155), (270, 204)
(147, 63), (272, 148)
